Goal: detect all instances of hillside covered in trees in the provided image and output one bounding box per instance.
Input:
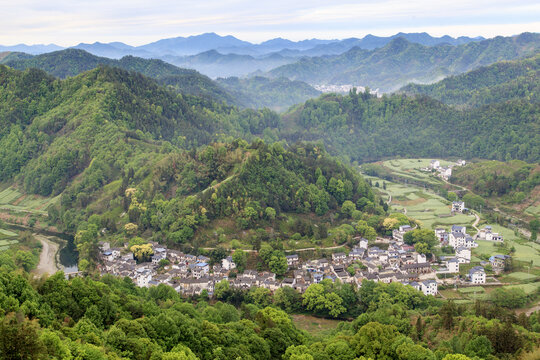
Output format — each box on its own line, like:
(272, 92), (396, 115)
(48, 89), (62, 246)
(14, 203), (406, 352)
(280, 89), (539, 163)
(0, 49), (236, 105)
(267, 33), (540, 91)
(400, 53), (540, 107)
(0, 64), (281, 198)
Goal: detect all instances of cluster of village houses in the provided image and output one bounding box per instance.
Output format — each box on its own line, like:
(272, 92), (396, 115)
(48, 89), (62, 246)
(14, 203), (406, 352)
(99, 217), (509, 298)
(423, 159), (467, 181)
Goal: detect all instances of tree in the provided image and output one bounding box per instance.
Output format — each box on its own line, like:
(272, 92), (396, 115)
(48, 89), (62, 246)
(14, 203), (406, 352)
(130, 244), (154, 263)
(232, 250), (247, 272)
(464, 336), (493, 359)
(0, 313), (45, 360)
(440, 301), (457, 330)
(352, 322), (398, 360)
(274, 287), (301, 313)
(356, 224), (377, 241)
(341, 200), (356, 218)
(404, 229), (437, 251)
(214, 279), (230, 300)
(268, 251), (288, 275)
(15, 251), (36, 272)
(265, 207), (276, 221)
(302, 283), (346, 318)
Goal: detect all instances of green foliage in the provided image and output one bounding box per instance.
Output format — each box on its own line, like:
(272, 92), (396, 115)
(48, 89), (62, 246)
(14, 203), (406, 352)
(284, 89), (539, 163)
(452, 160), (539, 205)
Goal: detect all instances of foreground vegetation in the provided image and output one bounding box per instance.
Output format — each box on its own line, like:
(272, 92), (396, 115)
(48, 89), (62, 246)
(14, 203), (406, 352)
(1, 267), (540, 360)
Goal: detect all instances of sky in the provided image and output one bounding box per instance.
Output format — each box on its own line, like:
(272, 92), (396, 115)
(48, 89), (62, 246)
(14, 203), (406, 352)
(1, 0), (539, 46)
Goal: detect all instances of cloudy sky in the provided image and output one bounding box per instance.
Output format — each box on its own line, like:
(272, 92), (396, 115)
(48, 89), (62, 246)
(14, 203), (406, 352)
(2, 0), (539, 46)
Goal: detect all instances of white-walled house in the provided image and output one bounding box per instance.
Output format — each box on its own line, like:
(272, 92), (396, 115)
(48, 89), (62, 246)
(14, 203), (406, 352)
(136, 268), (152, 287)
(452, 201), (465, 213)
(421, 280), (438, 296)
(222, 256), (236, 270)
(447, 258), (460, 273)
(469, 266), (486, 284)
(455, 247), (471, 263)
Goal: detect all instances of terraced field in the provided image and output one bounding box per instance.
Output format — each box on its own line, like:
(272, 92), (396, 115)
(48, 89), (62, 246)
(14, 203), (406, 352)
(0, 186), (59, 215)
(363, 174), (475, 230)
(381, 158), (454, 185)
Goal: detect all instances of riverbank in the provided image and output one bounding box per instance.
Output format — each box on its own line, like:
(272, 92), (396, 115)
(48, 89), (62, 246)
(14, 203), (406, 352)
(34, 234), (61, 275)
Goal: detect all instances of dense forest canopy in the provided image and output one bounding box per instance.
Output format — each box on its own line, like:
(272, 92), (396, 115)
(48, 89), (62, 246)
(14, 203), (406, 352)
(281, 90), (539, 163)
(0, 65), (279, 198)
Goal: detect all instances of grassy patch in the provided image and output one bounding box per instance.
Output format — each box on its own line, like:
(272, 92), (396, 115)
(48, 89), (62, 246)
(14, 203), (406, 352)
(291, 314), (341, 337)
(507, 272), (538, 281)
(458, 286), (485, 294)
(0, 228), (17, 237)
(503, 282), (540, 295)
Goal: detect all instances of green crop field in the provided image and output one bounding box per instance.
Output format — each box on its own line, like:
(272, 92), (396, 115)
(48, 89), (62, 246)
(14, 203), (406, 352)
(380, 159), (454, 186)
(525, 205), (540, 217)
(0, 228), (17, 237)
(0, 186), (58, 215)
(363, 173), (475, 230)
(458, 286), (485, 294)
(503, 282), (540, 295)
(508, 272), (538, 281)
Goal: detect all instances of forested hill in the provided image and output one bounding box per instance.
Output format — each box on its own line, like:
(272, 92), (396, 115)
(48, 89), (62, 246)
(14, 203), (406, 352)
(267, 32), (540, 92)
(0, 49), (236, 105)
(399, 53), (540, 107)
(216, 76), (321, 112)
(281, 90), (539, 163)
(0, 65), (279, 199)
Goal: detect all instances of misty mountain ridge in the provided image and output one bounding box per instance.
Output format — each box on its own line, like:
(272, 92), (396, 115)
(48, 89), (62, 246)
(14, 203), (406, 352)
(0, 31), (485, 58)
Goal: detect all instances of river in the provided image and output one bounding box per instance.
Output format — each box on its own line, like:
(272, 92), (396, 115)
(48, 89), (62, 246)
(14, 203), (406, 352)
(6, 224), (79, 275)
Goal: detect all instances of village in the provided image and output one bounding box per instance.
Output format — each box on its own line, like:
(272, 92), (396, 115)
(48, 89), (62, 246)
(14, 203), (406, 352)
(98, 199), (510, 298)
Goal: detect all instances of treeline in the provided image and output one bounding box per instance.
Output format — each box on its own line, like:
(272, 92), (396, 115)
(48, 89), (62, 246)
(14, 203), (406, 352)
(0, 268), (539, 360)
(400, 53), (540, 107)
(281, 89), (539, 163)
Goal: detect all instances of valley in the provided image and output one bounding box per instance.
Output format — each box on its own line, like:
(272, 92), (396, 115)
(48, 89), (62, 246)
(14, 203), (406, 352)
(0, 21), (539, 360)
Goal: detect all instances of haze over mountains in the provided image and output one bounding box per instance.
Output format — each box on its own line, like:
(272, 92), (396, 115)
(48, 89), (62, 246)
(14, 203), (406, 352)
(0, 32), (485, 57)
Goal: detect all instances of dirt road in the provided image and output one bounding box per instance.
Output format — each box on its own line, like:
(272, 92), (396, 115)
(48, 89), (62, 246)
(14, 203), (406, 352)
(35, 234), (60, 275)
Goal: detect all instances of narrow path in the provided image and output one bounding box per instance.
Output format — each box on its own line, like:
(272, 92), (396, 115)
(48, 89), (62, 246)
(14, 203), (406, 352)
(34, 234), (60, 276)
(472, 212), (480, 238)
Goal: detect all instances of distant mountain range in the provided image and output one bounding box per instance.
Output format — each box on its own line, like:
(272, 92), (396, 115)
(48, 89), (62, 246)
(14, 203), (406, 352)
(267, 33), (540, 92)
(0, 32), (484, 58)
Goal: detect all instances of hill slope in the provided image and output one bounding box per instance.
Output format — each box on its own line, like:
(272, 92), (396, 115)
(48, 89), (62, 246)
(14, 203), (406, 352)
(0, 49), (236, 104)
(267, 33), (540, 92)
(451, 160), (540, 219)
(0, 65), (278, 200)
(400, 53), (540, 107)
